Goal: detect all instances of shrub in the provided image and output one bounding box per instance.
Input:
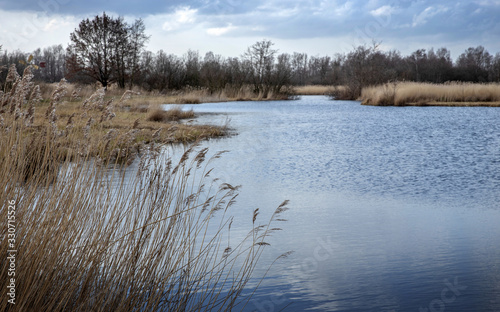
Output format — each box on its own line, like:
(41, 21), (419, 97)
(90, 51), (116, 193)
(147, 107), (195, 122)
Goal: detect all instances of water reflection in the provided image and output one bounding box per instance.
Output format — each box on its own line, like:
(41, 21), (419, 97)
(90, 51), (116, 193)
(174, 96), (500, 311)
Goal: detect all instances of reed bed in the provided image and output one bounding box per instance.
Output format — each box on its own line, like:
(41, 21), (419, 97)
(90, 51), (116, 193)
(0, 65), (290, 311)
(11, 78), (227, 163)
(361, 82), (500, 106)
(41, 82), (294, 107)
(293, 85), (335, 95)
(164, 85), (294, 104)
(147, 105), (195, 122)
(327, 86), (353, 100)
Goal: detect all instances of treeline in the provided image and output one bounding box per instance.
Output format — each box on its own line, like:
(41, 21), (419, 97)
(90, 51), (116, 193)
(2, 40), (500, 99)
(328, 44), (500, 99)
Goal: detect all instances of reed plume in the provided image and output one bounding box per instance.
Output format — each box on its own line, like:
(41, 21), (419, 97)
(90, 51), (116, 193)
(0, 65), (288, 312)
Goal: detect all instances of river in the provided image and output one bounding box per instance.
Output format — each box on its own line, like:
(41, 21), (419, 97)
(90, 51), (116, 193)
(175, 96), (500, 311)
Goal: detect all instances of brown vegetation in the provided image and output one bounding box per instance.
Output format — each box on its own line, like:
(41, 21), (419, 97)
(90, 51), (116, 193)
(22, 81), (227, 164)
(4, 31), (500, 102)
(161, 85), (295, 103)
(293, 85), (334, 95)
(360, 82), (500, 106)
(147, 106), (195, 122)
(0, 65), (290, 311)
(327, 86), (352, 100)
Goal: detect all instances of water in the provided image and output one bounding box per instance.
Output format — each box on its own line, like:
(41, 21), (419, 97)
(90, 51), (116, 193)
(176, 96), (500, 311)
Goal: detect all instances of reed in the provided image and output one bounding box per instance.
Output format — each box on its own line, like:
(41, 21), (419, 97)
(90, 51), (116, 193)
(293, 85), (335, 95)
(327, 86), (353, 100)
(147, 105), (196, 122)
(361, 82), (500, 106)
(17, 83), (227, 163)
(1, 66), (290, 311)
(167, 85), (295, 103)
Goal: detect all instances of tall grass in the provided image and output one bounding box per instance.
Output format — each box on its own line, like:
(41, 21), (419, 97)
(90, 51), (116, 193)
(293, 85), (335, 96)
(40, 82), (295, 106)
(169, 85), (294, 103)
(361, 82), (500, 106)
(17, 81), (227, 161)
(327, 86), (352, 100)
(147, 105), (195, 122)
(1, 66), (289, 311)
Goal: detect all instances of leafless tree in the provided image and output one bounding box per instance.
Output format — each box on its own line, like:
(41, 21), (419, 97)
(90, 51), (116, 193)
(243, 40), (277, 96)
(456, 46), (492, 82)
(66, 12), (148, 89)
(490, 53), (500, 82)
(200, 52), (226, 93)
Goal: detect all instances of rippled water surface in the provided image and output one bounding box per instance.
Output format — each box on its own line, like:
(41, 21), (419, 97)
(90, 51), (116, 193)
(178, 96), (500, 311)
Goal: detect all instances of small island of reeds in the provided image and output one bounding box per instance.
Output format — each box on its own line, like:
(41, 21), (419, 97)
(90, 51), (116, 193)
(360, 82), (500, 107)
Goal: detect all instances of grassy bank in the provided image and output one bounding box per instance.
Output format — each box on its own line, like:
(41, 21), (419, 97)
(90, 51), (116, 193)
(360, 82), (500, 106)
(1, 66), (290, 311)
(23, 80), (229, 164)
(40, 82), (295, 106)
(156, 85), (293, 104)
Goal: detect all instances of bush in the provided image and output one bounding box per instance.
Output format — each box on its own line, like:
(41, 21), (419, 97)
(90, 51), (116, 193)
(147, 107), (195, 122)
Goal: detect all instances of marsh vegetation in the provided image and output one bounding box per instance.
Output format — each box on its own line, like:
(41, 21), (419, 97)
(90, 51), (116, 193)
(360, 81), (500, 106)
(0, 64), (290, 311)
(2, 13), (498, 104)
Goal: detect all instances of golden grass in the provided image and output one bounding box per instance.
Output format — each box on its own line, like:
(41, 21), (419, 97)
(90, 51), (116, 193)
(328, 85), (356, 100)
(158, 85), (295, 103)
(147, 105), (195, 122)
(19, 83), (227, 164)
(361, 82), (500, 106)
(1, 65), (291, 311)
(293, 85), (335, 95)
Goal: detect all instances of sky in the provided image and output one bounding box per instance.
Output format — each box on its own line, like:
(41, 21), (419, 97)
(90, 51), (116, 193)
(1, 0), (500, 60)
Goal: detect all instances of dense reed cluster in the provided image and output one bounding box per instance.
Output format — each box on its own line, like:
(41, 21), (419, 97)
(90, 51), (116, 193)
(360, 81), (500, 106)
(0, 65), (289, 311)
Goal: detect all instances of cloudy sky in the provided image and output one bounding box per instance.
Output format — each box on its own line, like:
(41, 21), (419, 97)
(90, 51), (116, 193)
(1, 0), (500, 59)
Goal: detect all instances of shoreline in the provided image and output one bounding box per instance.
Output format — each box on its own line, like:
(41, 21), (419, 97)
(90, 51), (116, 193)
(360, 82), (500, 107)
(362, 101), (500, 107)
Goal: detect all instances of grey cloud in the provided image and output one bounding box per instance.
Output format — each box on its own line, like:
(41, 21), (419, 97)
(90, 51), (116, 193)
(1, 0), (499, 54)
(0, 0), (177, 15)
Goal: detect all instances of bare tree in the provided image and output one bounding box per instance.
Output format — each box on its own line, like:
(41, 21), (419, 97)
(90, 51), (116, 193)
(340, 45), (374, 99)
(291, 52), (308, 85)
(407, 49), (427, 82)
(223, 57), (246, 96)
(148, 50), (185, 91)
(200, 52), (226, 93)
(271, 53), (294, 95)
(184, 50), (201, 87)
(490, 53), (500, 82)
(35, 45), (66, 83)
(127, 19), (149, 88)
(308, 55), (332, 85)
(456, 46), (492, 82)
(66, 12), (148, 89)
(243, 40), (277, 96)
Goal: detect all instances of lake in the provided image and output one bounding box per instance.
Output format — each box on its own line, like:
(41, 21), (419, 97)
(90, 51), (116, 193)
(176, 96), (500, 311)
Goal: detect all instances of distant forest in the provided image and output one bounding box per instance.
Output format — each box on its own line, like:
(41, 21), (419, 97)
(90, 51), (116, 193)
(2, 13), (500, 101)
(2, 43), (499, 94)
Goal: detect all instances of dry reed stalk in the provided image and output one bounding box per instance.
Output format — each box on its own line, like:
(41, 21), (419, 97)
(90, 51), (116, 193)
(328, 86), (351, 100)
(294, 85), (334, 95)
(0, 64), (289, 312)
(361, 82), (500, 106)
(147, 105), (195, 123)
